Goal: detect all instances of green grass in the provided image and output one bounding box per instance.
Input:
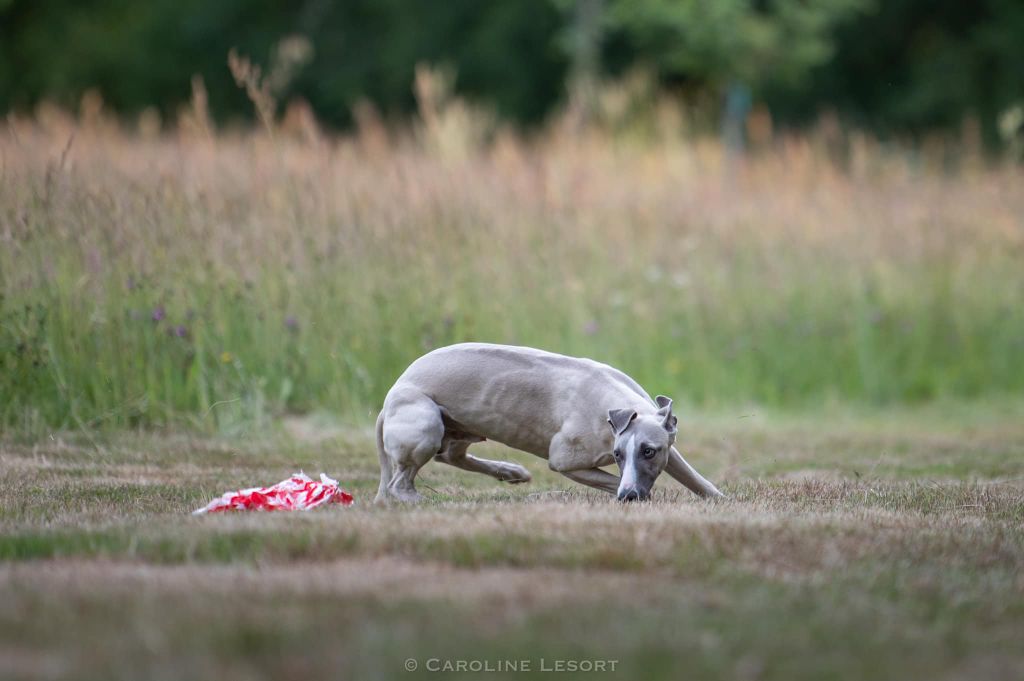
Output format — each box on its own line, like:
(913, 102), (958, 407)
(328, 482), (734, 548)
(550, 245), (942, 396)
(1, 412), (1022, 680)
(3, 118), (1024, 678)
(2, 126), (1023, 431)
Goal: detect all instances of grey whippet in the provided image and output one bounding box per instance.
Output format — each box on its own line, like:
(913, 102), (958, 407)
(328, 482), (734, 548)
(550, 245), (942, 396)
(375, 343), (724, 502)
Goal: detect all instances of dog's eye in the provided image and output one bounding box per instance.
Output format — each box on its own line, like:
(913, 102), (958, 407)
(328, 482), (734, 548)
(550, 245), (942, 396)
(641, 446), (656, 459)
(613, 449), (622, 460)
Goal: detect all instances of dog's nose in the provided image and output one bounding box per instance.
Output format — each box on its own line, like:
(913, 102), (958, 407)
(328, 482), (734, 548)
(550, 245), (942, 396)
(618, 488), (641, 502)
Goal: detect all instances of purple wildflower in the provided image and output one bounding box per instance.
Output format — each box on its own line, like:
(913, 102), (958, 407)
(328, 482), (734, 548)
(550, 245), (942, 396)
(171, 325), (188, 338)
(285, 315), (299, 332)
(151, 305), (166, 322)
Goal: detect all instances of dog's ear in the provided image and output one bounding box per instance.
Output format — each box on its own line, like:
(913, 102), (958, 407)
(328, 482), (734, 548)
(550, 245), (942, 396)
(607, 408), (638, 435)
(655, 395), (677, 435)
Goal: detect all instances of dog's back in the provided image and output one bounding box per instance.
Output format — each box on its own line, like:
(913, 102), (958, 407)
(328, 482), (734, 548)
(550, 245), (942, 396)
(388, 343), (648, 456)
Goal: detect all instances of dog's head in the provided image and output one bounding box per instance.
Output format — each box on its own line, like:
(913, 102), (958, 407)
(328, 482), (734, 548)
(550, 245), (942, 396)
(607, 396), (677, 502)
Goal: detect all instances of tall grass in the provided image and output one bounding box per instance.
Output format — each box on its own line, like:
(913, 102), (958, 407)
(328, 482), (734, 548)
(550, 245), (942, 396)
(2, 98), (1023, 432)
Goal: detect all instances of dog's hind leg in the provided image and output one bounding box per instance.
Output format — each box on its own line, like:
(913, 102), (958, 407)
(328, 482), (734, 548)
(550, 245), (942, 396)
(450, 455), (532, 483)
(434, 424), (532, 484)
(437, 442), (532, 484)
(377, 388), (445, 503)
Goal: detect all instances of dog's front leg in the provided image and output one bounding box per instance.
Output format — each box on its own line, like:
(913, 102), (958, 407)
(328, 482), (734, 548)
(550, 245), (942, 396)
(548, 435), (618, 494)
(665, 447), (724, 498)
(558, 467), (619, 494)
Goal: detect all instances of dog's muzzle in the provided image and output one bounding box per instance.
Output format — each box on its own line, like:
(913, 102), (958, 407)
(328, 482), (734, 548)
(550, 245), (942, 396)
(617, 487), (649, 502)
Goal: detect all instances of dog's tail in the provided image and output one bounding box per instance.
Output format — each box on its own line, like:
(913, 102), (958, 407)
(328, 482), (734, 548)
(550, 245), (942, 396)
(374, 409), (392, 502)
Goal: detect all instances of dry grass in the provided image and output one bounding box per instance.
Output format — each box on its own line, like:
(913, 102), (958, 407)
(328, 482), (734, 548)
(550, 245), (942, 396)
(3, 106), (1024, 429)
(3, 92), (1024, 679)
(2, 412), (1023, 680)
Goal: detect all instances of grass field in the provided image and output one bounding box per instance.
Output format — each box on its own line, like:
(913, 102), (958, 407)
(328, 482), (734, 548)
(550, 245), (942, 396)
(3, 98), (1024, 679)
(3, 106), (1024, 431)
(3, 407), (1023, 680)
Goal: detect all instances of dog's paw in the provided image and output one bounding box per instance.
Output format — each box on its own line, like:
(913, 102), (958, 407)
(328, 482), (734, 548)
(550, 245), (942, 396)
(498, 464), (532, 484)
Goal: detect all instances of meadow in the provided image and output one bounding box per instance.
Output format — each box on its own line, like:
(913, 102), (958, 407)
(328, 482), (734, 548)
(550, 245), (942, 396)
(2, 95), (1024, 680)
(2, 96), (1023, 432)
(2, 410), (1023, 680)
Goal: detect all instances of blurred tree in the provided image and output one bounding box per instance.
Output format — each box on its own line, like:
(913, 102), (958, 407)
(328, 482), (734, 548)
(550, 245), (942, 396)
(765, 0), (1024, 145)
(1, 0), (1022, 144)
(298, 0), (566, 125)
(0, 0), (566, 127)
(558, 0), (605, 124)
(604, 0), (867, 91)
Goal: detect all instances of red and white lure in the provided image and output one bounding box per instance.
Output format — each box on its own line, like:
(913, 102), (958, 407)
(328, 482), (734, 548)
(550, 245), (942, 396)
(192, 473), (354, 514)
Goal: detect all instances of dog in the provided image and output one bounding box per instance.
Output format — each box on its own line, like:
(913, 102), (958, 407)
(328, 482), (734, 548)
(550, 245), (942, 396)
(375, 342), (724, 502)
